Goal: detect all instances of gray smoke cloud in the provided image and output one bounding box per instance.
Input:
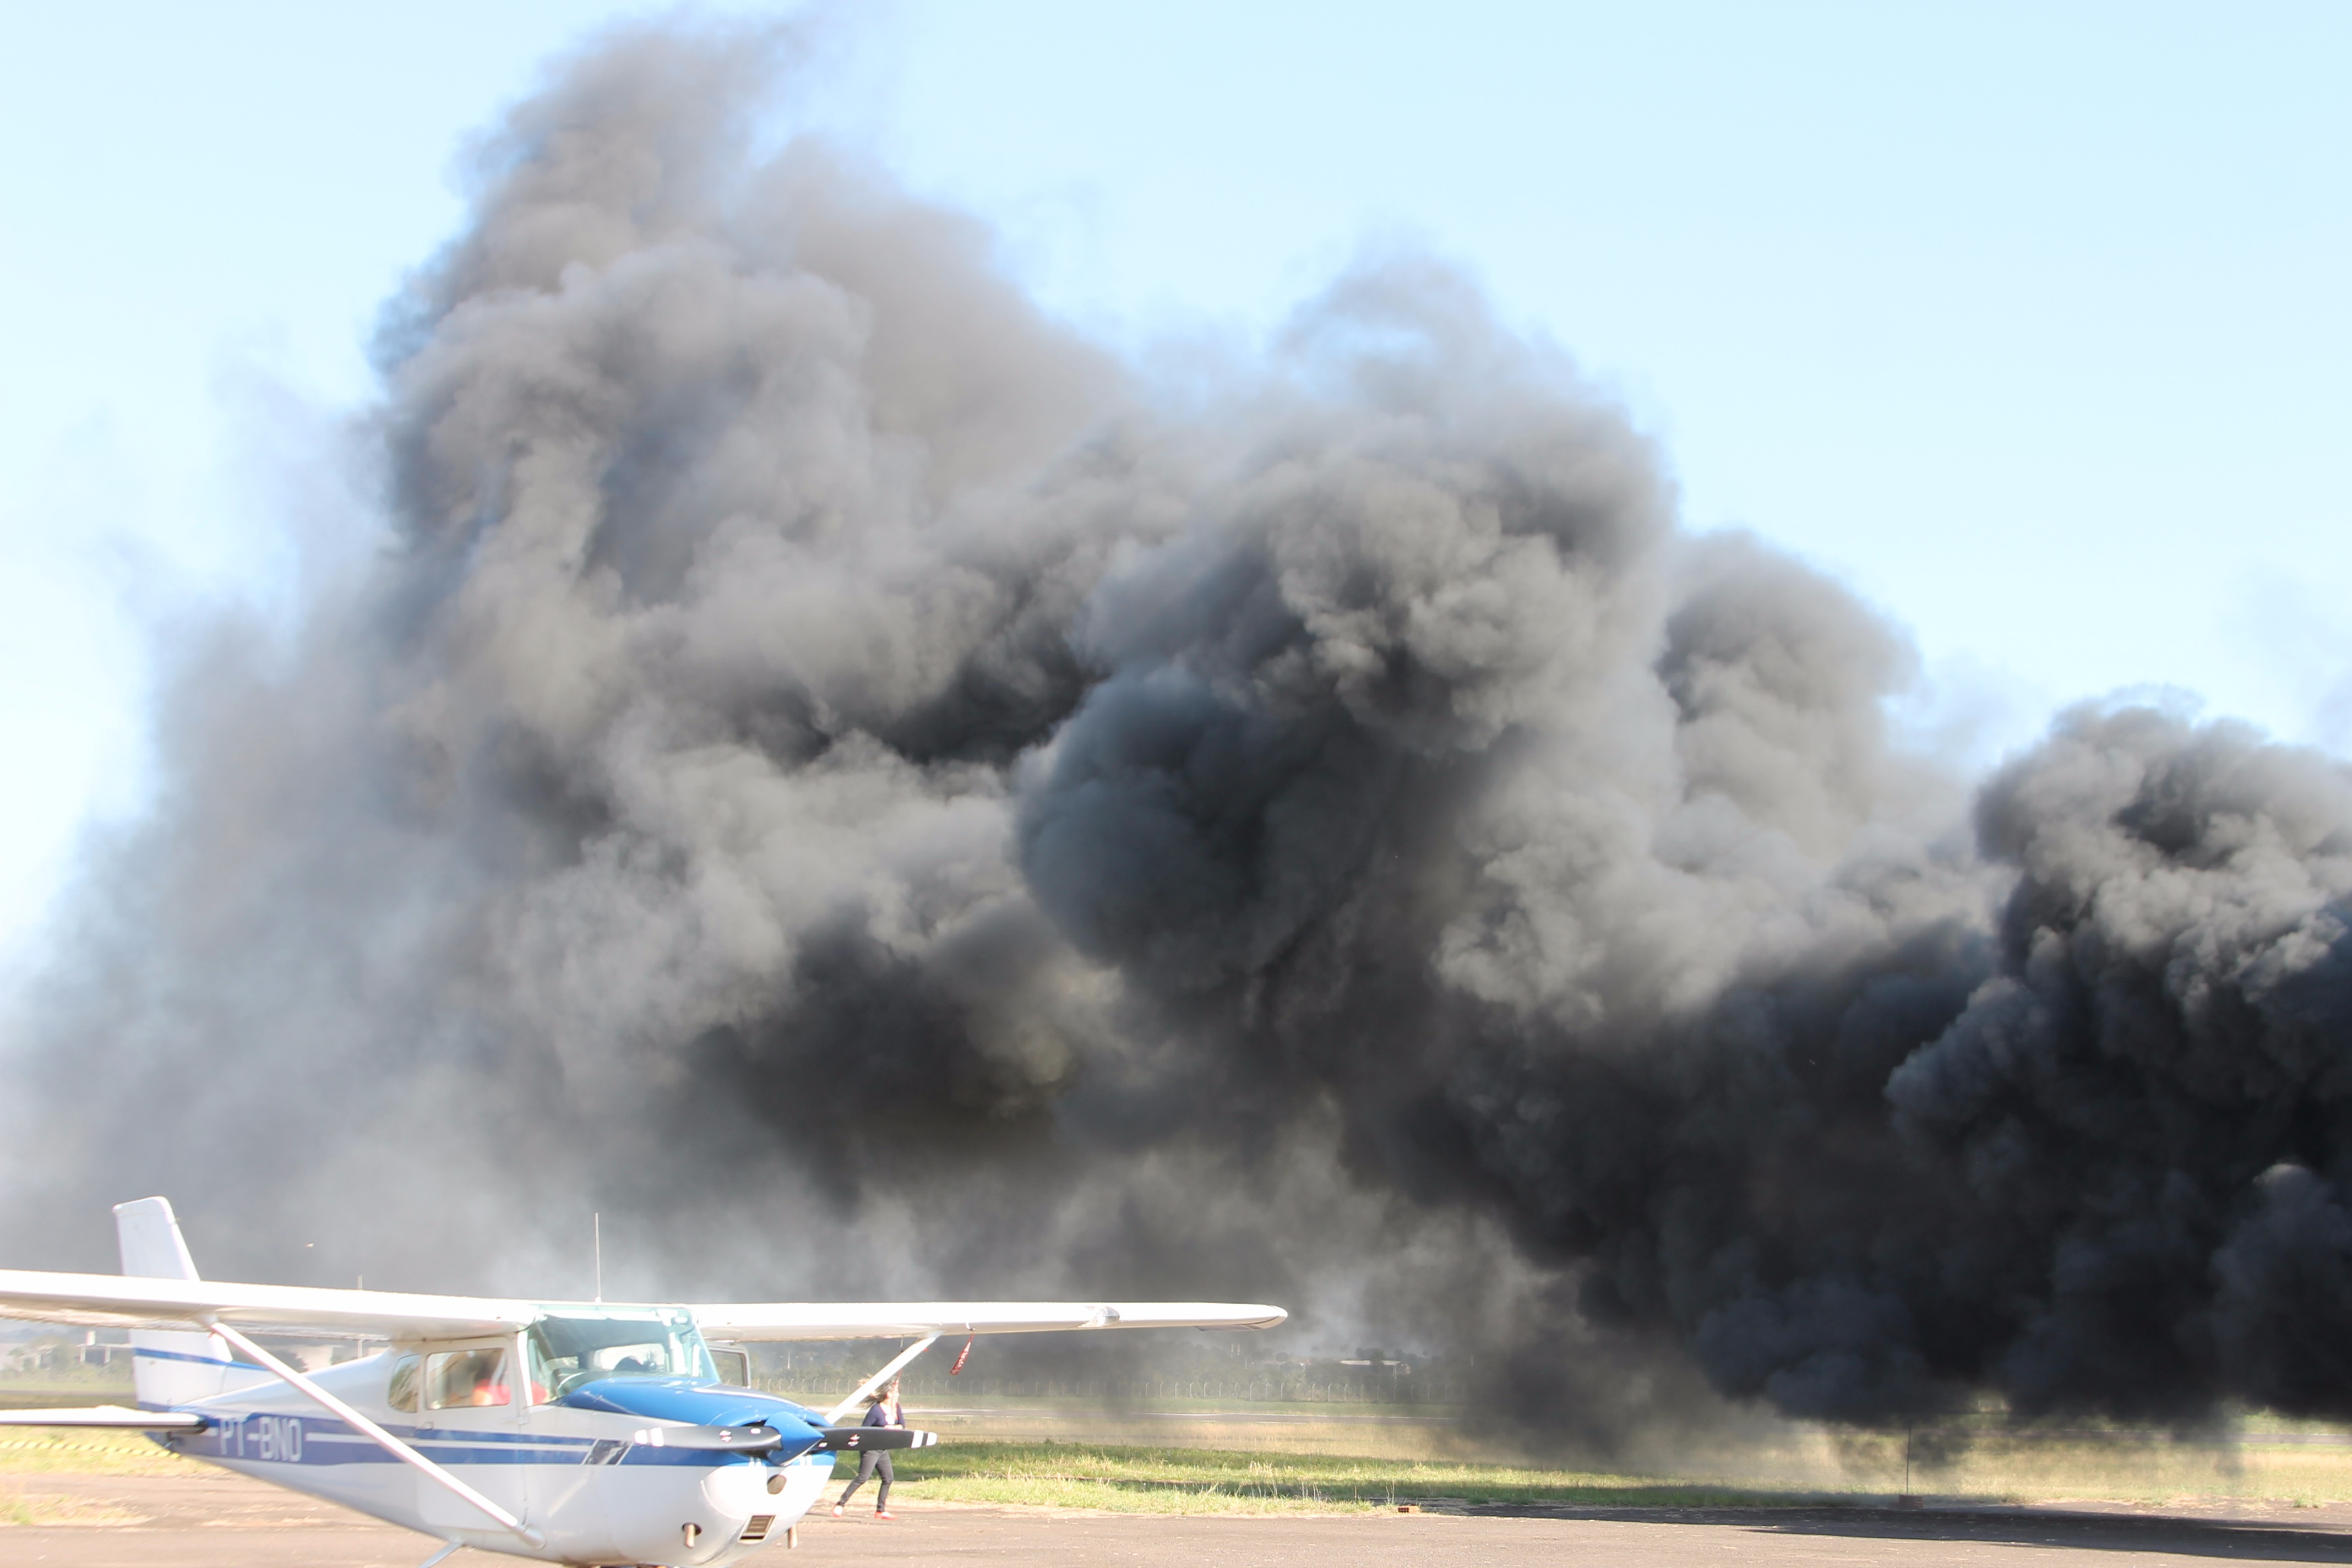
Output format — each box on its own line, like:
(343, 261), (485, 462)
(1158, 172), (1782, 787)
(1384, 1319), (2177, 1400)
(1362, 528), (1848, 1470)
(7, 17), (2352, 1444)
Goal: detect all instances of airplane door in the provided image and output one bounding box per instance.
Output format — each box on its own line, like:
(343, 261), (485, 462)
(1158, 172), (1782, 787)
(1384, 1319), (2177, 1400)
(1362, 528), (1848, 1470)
(413, 1342), (532, 1535)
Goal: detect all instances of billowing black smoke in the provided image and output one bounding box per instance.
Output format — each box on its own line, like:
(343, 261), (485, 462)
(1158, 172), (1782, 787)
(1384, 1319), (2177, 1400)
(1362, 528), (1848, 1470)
(6, 19), (2351, 1441)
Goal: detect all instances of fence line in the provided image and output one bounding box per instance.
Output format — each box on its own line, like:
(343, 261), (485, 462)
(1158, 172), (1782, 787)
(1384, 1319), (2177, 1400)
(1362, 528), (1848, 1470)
(752, 1373), (1466, 1406)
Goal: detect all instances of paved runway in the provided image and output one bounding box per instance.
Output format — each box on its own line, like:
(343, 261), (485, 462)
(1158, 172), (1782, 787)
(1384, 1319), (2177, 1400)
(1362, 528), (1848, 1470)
(13, 1473), (2352, 1566)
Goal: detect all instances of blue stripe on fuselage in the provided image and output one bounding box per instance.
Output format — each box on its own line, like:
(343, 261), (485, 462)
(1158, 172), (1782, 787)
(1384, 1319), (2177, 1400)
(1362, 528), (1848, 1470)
(165, 1411), (777, 1469)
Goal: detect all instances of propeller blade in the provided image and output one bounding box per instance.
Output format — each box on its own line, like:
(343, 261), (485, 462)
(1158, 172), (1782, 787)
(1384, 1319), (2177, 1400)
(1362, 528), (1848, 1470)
(628, 1424), (791, 1452)
(814, 1426), (938, 1452)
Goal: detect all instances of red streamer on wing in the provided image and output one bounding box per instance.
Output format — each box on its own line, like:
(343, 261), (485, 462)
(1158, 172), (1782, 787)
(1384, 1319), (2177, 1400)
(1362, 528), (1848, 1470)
(950, 1334), (975, 1375)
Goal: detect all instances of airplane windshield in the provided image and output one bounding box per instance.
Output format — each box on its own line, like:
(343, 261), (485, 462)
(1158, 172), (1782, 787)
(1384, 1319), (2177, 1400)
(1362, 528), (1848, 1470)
(526, 1309), (716, 1401)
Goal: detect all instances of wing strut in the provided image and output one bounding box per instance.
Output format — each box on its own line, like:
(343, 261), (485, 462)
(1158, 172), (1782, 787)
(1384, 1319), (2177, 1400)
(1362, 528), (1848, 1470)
(203, 1319), (544, 1550)
(823, 1334), (939, 1425)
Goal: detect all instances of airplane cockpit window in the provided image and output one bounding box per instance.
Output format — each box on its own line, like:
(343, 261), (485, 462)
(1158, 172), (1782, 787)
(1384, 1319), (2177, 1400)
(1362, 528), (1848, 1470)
(386, 1353), (420, 1413)
(424, 1347), (511, 1409)
(526, 1309), (716, 1402)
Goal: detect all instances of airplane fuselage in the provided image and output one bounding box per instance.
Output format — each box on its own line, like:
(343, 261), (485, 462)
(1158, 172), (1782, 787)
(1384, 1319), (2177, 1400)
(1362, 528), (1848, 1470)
(156, 1339), (837, 1566)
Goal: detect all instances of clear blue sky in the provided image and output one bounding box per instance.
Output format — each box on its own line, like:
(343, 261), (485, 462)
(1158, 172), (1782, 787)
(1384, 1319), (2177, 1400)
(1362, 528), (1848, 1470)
(3, 1), (2348, 957)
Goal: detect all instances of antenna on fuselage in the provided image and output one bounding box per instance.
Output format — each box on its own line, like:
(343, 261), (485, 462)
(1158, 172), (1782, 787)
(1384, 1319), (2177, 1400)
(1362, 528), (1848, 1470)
(593, 1212), (602, 1303)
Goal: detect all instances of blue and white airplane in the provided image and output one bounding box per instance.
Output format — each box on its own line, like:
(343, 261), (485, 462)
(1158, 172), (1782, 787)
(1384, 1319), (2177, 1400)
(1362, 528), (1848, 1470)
(0, 1199), (1286, 1566)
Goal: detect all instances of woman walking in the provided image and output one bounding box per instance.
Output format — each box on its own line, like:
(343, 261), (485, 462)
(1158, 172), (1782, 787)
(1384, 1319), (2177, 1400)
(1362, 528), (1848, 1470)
(831, 1378), (905, 1520)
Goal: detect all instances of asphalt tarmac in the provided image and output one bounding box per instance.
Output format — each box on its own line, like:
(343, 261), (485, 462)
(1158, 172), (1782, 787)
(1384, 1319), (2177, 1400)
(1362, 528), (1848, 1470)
(14, 1473), (2352, 1566)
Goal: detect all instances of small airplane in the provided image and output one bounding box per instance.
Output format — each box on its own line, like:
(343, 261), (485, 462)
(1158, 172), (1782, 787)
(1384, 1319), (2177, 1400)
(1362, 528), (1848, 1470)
(0, 1198), (1286, 1565)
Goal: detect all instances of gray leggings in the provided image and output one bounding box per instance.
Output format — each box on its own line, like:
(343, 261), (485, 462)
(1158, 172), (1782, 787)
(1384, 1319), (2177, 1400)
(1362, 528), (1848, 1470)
(837, 1449), (892, 1509)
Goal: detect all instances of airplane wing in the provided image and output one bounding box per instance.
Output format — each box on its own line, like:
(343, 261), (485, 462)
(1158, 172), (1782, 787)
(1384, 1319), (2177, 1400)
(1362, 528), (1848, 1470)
(0, 1270), (1284, 1342)
(688, 1300), (1288, 1341)
(0, 1404), (209, 1429)
(0, 1268), (536, 1339)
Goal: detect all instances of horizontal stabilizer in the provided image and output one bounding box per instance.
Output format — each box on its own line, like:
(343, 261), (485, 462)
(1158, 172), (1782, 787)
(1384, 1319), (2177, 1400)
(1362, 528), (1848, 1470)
(816, 1426), (938, 1452)
(0, 1404), (208, 1430)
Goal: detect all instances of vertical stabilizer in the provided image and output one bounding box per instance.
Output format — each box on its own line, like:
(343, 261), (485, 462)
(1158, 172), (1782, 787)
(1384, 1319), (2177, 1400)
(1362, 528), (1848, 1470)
(113, 1197), (198, 1281)
(113, 1197), (263, 1409)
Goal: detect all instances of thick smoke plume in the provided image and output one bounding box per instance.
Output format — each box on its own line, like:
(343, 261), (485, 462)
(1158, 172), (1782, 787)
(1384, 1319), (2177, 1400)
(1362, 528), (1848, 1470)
(8, 20), (2352, 1441)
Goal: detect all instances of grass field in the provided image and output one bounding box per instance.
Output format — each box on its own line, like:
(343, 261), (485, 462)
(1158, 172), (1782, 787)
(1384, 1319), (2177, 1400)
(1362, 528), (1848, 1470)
(879, 1440), (1830, 1513)
(0, 1374), (134, 1410)
(902, 1398), (1481, 1461)
(0, 1489), (149, 1528)
(876, 1430), (2352, 1513)
(8, 1401), (2352, 1516)
(0, 1427), (200, 1478)
(1788, 1424), (2352, 1510)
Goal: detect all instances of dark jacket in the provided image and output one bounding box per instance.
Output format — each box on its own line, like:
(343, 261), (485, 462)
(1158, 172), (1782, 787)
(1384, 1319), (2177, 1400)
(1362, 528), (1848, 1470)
(863, 1397), (902, 1428)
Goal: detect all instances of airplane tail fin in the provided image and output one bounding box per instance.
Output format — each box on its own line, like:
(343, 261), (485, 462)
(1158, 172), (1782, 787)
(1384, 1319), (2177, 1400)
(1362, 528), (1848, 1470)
(113, 1197), (263, 1409)
(114, 1197), (199, 1281)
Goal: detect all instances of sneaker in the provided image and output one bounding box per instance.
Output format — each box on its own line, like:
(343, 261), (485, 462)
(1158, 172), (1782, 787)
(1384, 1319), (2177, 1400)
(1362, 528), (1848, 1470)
(831, 1504), (844, 1517)
(875, 1510), (896, 1520)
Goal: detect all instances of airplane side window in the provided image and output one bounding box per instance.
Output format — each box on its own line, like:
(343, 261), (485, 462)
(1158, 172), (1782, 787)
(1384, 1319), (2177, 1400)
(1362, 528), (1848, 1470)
(425, 1347), (511, 1410)
(386, 1354), (421, 1413)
